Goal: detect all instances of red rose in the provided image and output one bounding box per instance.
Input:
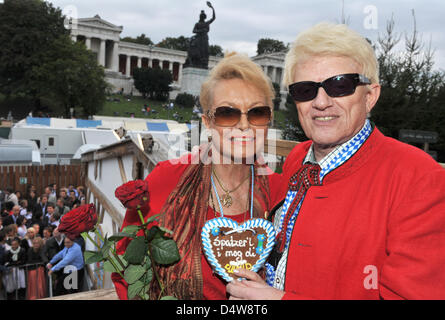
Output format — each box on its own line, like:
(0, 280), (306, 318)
(115, 180), (149, 210)
(58, 204), (97, 240)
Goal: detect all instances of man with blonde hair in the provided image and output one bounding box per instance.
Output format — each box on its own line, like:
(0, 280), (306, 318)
(227, 22), (445, 300)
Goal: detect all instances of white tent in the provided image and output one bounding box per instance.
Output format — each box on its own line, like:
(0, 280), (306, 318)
(73, 144), (102, 159)
(0, 139), (41, 165)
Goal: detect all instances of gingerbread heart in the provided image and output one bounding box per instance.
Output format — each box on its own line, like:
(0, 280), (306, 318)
(201, 217), (276, 282)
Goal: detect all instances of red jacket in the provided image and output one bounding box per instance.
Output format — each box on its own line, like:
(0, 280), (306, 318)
(274, 127), (445, 299)
(112, 155), (282, 300)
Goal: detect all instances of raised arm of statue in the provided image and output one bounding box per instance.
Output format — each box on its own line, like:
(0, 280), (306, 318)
(206, 1), (216, 25)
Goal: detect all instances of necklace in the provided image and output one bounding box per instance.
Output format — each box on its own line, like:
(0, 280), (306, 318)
(209, 189), (218, 218)
(210, 187), (249, 220)
(212, 166), (250, 208)
(211, 165), (254, 219)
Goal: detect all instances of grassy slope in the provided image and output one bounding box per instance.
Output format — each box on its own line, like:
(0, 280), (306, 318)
(99, 94), (286, 129)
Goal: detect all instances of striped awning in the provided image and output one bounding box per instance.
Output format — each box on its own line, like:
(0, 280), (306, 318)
(26, 117), (50, 126)
(76, 119), (103, 128)
(146, 122), (170, 132)
(24, 117), (191, 133)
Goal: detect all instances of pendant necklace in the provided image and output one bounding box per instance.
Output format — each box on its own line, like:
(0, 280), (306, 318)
(211, 165), (254, 219)
(212, 166), (250, 208)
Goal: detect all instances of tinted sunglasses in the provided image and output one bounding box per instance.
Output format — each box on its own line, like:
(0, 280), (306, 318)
(288, 73), (371, 102)
(207, 106), (272, 127)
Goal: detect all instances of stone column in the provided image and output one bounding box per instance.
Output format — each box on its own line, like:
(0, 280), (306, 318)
(178, 63), (183, 85)
(71, 35), (77, 42)
(148, 59), (153, 68)
(272, 67), (277, 84)
(112, 41), (119, 72)
(85, 37), (91, 50)
(137, 56), (142, 68)
(126, 55), (131, 76)
(276, 68), (284, 90)
(98, 39), (106, 67)
(169, 61), (173, 72)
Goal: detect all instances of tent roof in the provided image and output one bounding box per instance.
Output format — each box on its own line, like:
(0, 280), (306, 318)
(19, 117), (190, 133)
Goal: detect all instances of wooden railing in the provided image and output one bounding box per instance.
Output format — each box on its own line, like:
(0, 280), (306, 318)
(41, 288), (118, 300)
(265, 139), (299, 157)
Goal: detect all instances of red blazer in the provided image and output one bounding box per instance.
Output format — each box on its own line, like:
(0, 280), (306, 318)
(274, 127), (445, 299)
(112, 154), (283, 300)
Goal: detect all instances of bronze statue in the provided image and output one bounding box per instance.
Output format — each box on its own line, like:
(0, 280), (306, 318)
(184, 2), (216, 69)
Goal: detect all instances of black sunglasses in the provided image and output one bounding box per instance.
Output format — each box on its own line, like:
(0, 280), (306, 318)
(288, 73), (371, 102)
(206, 106), (272, 127)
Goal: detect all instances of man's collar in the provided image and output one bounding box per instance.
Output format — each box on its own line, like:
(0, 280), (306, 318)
(304, 119), (371, 167)
(56, 235), (64, 245)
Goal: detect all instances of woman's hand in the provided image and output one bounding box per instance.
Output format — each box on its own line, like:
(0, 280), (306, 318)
(226, 268), (285, 300)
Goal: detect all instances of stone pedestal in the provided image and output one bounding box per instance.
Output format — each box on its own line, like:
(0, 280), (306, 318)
(105, 70), (133, 94)
(180, 67), (209, 97)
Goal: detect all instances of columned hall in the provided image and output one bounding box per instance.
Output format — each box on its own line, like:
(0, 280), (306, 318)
(69, 15), (285, 104)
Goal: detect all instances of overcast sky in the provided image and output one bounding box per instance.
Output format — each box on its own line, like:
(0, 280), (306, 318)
(49, 0), (445, 71)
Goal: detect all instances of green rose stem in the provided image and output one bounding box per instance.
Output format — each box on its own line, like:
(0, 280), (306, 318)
(93, 228), (126, 271)
(84, 230), (146, 300)
(137, 208), (165, 299)
(83, 231), (124, 279)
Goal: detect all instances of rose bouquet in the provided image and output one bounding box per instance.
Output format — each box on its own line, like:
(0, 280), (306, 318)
(58, 179), (180, 300)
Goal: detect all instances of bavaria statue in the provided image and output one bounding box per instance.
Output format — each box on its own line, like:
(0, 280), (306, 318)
(184, 2), (216, 69)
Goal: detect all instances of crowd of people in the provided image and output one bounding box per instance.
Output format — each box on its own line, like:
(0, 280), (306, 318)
(0, 183), (87, 300)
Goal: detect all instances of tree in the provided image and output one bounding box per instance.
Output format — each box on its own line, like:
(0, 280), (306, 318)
(0, 0), (68, 98)
(272, 82), (282, 111)
(30, 36), (108, 117)
(121, 33), (153, 46)
(433, 86), (445, 161)
(281, 93), (307, 143)
(156, 36), (223, 56)
(209, 44), (224, 57)
(0, 0), (108, 118)
(257, 38), (287, 55)
(175, 93), (196, 108)
(156, 36), (190, 51)
(132, 68), (151, 99)
(29, 38), (106, 117)
(371, 12), (445, 161)
(133, 68), (172, 101)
